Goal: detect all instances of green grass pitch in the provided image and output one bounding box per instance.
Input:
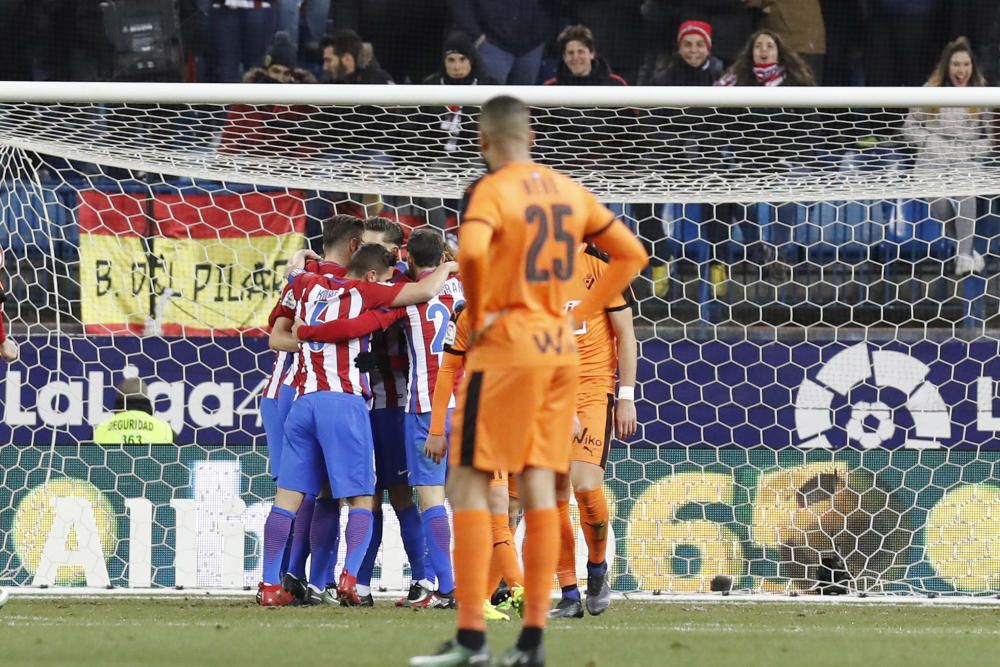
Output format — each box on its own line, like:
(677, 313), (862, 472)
(1, 597), (997, 667)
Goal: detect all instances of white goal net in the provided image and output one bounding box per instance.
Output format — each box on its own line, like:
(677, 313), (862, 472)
(1, 83), (999, 596)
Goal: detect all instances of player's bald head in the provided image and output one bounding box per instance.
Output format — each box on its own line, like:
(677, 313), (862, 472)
(480, 95), (531, 144)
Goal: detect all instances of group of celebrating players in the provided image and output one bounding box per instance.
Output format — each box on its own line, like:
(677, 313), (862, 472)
(255, 95), (648, 667)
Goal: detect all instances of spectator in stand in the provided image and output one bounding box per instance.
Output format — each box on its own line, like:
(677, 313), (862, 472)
(545, 24), (628, 88)
(639, 0), (753, 83)
(207, 1), (279, 83)
(715, 30), (817, 284)
(244, 30), (316, 83)
(743, 0), (826, 84)
(866, 0), (944, 86)
(447, 0), (557, 85)
(570, 0), (646, 85)
(905, 37), (993, 277)
(412, 32), (497, 229)
(716, 28), (815, 86)
(276, 0), (331, 60)
(652, 20), (724, 85)
(321, 29), (394, 84)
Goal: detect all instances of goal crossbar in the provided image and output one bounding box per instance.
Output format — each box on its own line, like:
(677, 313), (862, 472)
(0, 82), (998, 108)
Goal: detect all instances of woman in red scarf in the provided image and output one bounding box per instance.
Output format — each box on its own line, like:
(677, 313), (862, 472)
(716, 29), (815, 87)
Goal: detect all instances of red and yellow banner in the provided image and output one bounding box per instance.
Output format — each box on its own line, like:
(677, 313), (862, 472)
(78, 190), (306, 336)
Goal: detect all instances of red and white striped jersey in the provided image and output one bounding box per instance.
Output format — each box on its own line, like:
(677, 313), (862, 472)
(262, 350), (294, 399)
(264, 259), (348, 397)
(290, 271), (404, 397)
(369, 264), (410, 410)
(402, 274), (465, 413)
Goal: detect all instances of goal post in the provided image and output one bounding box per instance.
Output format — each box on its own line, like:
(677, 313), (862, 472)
(0, 83), (999, 596)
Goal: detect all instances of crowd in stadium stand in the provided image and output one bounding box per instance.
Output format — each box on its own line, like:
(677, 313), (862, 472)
(0, 1), (997, 87)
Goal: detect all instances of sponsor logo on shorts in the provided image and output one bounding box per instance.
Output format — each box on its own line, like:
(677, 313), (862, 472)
(574, 427), (603, 455)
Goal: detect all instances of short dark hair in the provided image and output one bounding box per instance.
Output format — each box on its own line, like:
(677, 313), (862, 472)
(322, 215), (364, 250)
(364, 216), (405, 248)
(558, 25), (596, 54)
(406, 228), (445, 269)
(347, 243), (396, 277)
(325, 29), (363, 61)
(480, 95), (531, 140)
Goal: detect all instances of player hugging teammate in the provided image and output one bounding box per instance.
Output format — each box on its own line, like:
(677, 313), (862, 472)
(257, 216), (468, 608)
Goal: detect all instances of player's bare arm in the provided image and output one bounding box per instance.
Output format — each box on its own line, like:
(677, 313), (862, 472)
(608, 306), (638, 440)
(389, 260), (459, 307)
(269, 316), (299, 352)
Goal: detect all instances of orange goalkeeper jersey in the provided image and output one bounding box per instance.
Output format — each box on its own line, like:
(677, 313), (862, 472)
(569, 247), (630, 392)
(459, 161), (618, 369)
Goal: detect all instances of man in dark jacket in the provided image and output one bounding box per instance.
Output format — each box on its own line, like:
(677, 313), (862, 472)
(447, 0), (557, 84)
(322, 29), (394, 84)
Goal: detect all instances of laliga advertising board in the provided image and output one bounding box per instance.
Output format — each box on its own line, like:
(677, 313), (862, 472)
(1, 337), (1000, 593)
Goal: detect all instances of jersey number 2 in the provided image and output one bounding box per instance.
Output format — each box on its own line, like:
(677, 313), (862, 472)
(427, 302), (452, 354)
(525, 204), (575, 282)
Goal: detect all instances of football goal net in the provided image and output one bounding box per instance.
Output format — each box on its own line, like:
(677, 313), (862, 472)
(1, 82), (999, 597)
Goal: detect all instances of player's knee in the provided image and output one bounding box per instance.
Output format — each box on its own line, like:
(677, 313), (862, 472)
(416, 484), (445, 510)
(520, 467), (557, 510)
(274, 487), (305, 512)
(569, 461), (604, 493)
(345, 495), (374, 511)
(445, 466), (490, 510)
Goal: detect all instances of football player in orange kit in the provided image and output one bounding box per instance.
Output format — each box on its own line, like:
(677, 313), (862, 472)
(424, 305), (525, 621)
(410, 95), (647, 667)
(550, 245), (637, 619)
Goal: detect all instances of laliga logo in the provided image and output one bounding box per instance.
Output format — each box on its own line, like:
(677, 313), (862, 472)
(794, 342), (950, 450)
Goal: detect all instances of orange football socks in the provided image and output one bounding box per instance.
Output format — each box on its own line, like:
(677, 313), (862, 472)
(555, 499), (577, 589)
(490, 513), (524, 589)
(453, 509), (491, 632)
(522, 507), (560, 628)
(575, 488), (609, 565)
